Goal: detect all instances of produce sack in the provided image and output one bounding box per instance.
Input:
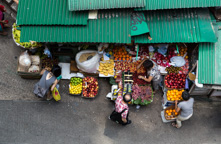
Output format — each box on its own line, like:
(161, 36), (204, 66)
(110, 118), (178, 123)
(76, 50), (100, 73)
(169, 56), (186, 67)
(28, 65), (40, 73)
(30, 55), (40, 65)
(19, 51), (31, 72)
(52, 87), (61, 101)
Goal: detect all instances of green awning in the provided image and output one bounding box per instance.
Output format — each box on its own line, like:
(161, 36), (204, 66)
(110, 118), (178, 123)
(136, 0), (221, 11)
(20, 10), (131, 44)
(198, 22), (221, 85)
(68, 0), (145, 11)
(17, 0), (88, 25)
(133, 9), (217, 44)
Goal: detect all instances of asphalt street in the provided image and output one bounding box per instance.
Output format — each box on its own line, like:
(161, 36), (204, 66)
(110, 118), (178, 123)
(0, 5), (221, 144)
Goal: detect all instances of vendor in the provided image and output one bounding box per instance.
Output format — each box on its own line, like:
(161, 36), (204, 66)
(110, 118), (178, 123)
(0, 5), (9, 36)
(137, 59), (161, 92)
(172, 91), (194, 128)
(34, 65), (61, 100)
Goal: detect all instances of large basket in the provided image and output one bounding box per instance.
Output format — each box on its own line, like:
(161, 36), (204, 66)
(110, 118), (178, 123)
(69, 77), (83, 96)
(164, 105), (180, 120)
(17, 59), (42, 79)
(81, 77), (99, 99)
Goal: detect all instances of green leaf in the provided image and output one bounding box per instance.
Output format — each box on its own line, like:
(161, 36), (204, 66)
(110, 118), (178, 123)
(134, 98), (141, 105)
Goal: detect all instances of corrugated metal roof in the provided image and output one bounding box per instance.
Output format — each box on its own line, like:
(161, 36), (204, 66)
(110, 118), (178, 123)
(198, 22), (221, 85)
(20, 10), (132, 43)
(68, 0), (146, 11)
(17, 0), (88, 25)
(137, 0), (221, 11)
(133, 9), (217, 44)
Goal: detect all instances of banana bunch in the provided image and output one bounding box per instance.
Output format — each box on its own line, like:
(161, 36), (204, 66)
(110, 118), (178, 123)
(98, 59), (115, 76)
(12, 23), (43, 48)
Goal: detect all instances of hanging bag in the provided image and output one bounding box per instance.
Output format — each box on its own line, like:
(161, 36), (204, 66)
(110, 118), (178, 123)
(110, 109), (127, 124)
(52, 87), (61, 101)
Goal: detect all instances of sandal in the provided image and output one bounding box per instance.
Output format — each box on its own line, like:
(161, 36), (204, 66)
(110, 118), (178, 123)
(172, 122), (179, 128)
(46, 95), (53, 101)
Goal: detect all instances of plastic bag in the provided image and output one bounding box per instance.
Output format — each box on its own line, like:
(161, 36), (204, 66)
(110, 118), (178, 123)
(28, 65), (40, 73)
(30, 55), (40, 65)
(19, 51), (31, 71)
(76, 50), (100, 73)
(169, 56), (186, 67)
(52, 87), (61, 101)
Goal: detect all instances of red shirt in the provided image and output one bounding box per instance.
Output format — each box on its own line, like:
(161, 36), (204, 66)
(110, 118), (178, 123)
(115, 96), (129, 119)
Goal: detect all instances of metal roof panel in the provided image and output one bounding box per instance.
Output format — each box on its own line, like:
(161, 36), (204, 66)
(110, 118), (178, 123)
(68, 0), (146, 11)
(133, 9), (217, 43)
(17, 0), (88, 25)
(137, 0), (221, 10)
(20, 10), (132, 43)
(198, 22), (221, 85)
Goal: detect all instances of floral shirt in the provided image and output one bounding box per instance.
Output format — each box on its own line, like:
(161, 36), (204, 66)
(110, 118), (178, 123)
(148, 63), (161, 81)
(115, 96), (129, 119)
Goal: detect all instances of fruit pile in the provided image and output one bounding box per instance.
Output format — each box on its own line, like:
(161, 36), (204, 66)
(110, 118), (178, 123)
(69, 77), (83, 95)
(167, 47), (177, 60)
(177, 47), (188, 59)
(115, 61), (130, 72)
(41, 57), (59, 69)
(70, 77), (82, 86)
(134, 60), (146, 73)
(132, 84), (152, 105)
(13, 23), (42, 49)
(165, 73), (186, 89)
(113, 46), (132, 61)
(129, 62), (137, 73)
(98, 60), (114, 76)
(165, 66), (181, 74)
(180, 59), (189, 74)
(152, 52), (169, 67)
(132, 72), (149, 85)
(82, 77), (99, 98)
(167, 89), (184, 101)
(165, 109), (179, 119)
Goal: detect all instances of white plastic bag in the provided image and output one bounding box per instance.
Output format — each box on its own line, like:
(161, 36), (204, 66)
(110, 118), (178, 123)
(28, 65), (40, 73)
(19, 51), (31, 71)
(76, 50), (100, 73)
(169, 56), (186, 67)
(30, 55), (40, 65)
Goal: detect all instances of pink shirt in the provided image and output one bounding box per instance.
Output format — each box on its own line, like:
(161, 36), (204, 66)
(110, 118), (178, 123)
(0, 11), (3, 20)
(115, 96), (129, 119)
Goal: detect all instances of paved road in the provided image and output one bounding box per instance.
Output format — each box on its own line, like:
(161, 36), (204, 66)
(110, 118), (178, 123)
(0, 99), (221, 144)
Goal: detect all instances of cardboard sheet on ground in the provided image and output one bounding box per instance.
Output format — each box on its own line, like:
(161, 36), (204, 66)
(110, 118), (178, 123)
(58, 63), (84, 79)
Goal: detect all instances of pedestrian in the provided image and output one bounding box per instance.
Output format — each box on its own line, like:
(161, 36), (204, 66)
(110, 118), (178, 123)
(109, 93), (132, 125)
(137, 59), (161, 92)
(172, 91), (194, 128)
(34, 65), (61, 100)
(0, 5), (9, 36)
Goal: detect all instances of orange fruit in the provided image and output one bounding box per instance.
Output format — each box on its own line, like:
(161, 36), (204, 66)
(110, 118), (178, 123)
(168, 113), (171, 116)
(169, 109), (172, 112)
(173, 110), (176, 112)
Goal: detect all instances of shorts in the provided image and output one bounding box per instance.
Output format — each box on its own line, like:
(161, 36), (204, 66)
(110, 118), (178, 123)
(152, 76), (162, 91)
